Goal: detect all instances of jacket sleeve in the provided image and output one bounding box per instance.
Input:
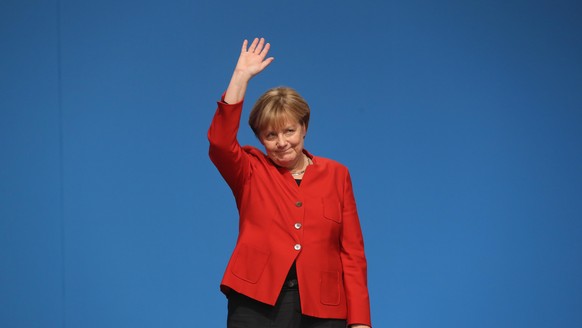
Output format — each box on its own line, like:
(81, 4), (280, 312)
(207, 96), (251, 198)
(340, 170), (372, 327)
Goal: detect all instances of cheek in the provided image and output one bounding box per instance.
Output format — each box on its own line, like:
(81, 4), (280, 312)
(263, 142), (277, 153)
(294, 135), (305, 146)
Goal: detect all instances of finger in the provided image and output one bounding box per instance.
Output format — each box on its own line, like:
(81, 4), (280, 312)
(249, 38), (259, 53)
(241, 39), (248, 52)
(259, 42), (271, 57)
(260, 57), (274, 70)
(256, 38), (266, 53)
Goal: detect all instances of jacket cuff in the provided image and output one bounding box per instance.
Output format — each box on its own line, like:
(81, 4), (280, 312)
(219, 92), (244, 106)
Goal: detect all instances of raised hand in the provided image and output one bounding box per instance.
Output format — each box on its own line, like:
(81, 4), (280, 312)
(234, 38), (274, 80)
(224, 38), (274, 104)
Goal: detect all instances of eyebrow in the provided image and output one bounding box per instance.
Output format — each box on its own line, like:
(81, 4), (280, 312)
(264, 122), (298, 132)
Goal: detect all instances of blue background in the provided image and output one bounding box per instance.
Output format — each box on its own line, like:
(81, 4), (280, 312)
(1, 0), (581, 327)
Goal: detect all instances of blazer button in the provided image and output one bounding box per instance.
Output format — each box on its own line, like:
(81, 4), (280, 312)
(294, 223), (302, 230)
(295, 201), (303, 207)
(294, 244), (301, 251)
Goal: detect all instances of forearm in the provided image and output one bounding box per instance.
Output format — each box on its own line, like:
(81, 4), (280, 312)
(208, 99), (250, 192)
(224, 70), (251, 104)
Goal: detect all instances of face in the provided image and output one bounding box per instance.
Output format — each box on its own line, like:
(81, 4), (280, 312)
(260, 120), (307, 170)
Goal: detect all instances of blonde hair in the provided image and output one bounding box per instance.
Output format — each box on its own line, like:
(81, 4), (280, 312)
(248, 87), (310, 137)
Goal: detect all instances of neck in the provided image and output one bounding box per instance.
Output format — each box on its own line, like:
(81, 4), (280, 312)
(289, 154), (308, 174)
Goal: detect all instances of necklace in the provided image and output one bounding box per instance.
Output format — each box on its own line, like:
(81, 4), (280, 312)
(291, 170), (306, 176)
(290, 155), (310, 176)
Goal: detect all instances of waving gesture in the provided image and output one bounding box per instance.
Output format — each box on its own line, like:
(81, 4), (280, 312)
(235, 38), (274, 79)
(224, 38), (274, 104)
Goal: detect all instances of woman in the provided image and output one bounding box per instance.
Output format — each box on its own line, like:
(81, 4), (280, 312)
(208, 38), (371, 328)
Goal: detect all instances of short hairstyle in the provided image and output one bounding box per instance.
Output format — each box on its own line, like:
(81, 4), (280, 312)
(248, 87), (310, 137)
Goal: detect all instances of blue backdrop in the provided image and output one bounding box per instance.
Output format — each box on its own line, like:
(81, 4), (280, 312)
(1, 0), (581, 327)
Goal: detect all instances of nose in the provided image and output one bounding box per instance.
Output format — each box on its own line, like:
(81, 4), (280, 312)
(276, 134), (288, 148)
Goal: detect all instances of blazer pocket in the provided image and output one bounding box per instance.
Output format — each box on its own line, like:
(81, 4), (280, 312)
(231, 244), (270, 284)
(322, 198), (342, 223)
(320, 271), (341, 305)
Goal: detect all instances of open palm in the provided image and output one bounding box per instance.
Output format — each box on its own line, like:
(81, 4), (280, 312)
(233, 38), (274, 79)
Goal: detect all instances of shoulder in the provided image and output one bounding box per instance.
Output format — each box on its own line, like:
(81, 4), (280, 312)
(311, 154), (349, 173)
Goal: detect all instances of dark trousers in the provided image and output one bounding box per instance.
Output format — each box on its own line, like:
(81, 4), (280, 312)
(227, 287), (347, 328)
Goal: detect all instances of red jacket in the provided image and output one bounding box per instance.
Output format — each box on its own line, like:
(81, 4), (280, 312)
(208, 97), (371, 326)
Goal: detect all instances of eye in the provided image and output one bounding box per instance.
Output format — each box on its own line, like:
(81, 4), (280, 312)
(285, 128), (296, 135)
(264, 132), (276, 140)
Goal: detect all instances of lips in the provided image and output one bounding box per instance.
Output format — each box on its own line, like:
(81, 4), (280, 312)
(275, 149), (292, 154)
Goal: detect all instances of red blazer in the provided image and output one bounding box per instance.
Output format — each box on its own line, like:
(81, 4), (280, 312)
(208, 97), (371, 326)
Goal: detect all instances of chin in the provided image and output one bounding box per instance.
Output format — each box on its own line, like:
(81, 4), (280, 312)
(271, 156), (294, 168)
(274, 158), (291, 166)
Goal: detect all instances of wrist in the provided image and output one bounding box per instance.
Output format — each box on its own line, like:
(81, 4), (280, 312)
(231, 69), (253, 84)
